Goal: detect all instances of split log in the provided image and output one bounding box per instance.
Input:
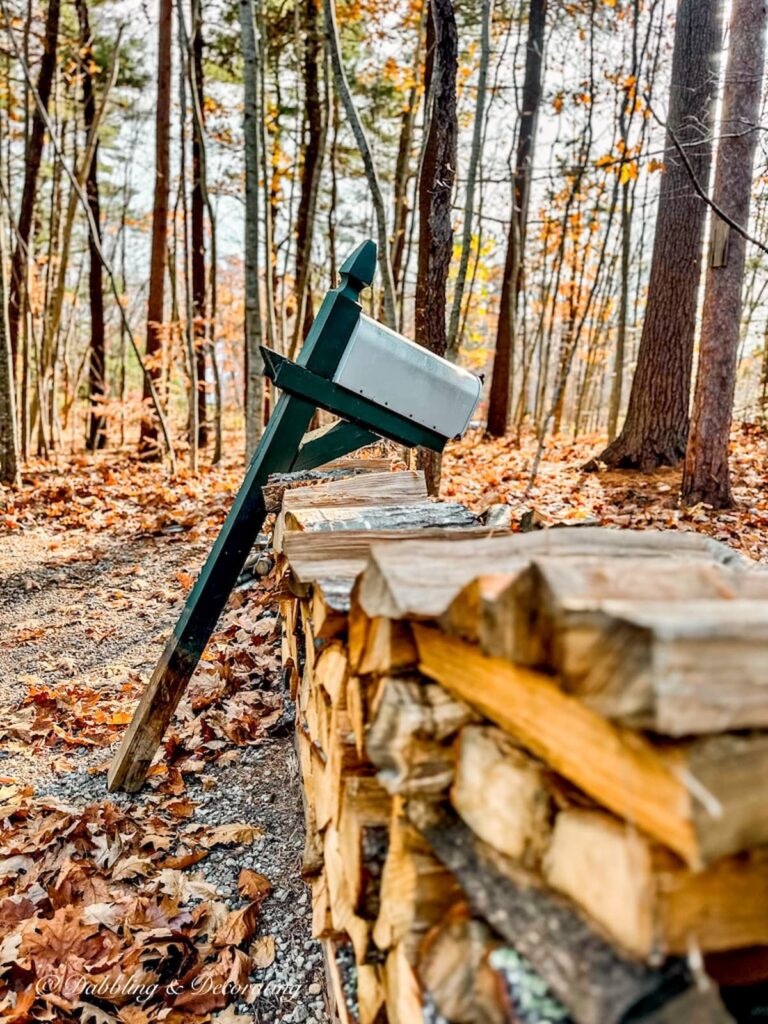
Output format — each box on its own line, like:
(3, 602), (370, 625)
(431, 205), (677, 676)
(414, 624), (768, 866)
(406, 798), (693, 1024)
(558, 599), (768, 735)
(347, 605), (418, 676)
(418, 903), (517, 1024)
(357, 527), (752, 621)
(373, 801), (464, 961)
(337, 775), (391, 919)
(451, 726), (553, 865)
(314, 642), (349, 706)
(496, 556), (768, 668)
(280, 468), (426, 512)
(383, 944), (425, 1024)
(358, 963), (387, 1024)
(543, 808), (768, 959)
(366, 677), (477, 795)
(296, 724), (326, 875)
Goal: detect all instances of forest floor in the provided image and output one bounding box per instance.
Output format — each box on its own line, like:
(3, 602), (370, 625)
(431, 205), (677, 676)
(1, 425), (767, 1023)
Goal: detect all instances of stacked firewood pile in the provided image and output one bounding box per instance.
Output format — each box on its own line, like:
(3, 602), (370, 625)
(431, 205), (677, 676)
(273, 465), (768, 1024)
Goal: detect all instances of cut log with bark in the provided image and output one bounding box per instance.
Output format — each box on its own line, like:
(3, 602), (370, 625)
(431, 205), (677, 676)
(276, 500), (478, 554)
(443, 559), (768, 734)
(406, 798), (695, 1024)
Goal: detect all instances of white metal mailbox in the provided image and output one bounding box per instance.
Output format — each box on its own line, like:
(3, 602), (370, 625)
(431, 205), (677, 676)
(332, 313), (482, 439)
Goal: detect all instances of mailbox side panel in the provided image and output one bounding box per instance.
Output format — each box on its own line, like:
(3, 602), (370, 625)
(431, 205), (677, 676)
(332, 315), (482, 438)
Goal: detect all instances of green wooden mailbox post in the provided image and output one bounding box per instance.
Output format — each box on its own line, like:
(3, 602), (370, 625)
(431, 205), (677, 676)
(109, 239), (481, 792)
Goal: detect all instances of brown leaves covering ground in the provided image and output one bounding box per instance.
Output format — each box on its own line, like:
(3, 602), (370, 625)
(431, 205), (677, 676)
(442, 426), (768, 562)
(0, 449), (290, 1023)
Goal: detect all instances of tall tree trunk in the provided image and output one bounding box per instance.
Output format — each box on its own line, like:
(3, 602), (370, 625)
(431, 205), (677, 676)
(486, 0), (546, 437)
(241, 0), (264, 457)
(446, 0), (492, 359)
(391, 7), (425, 299)
(682, 0), (767, 507)
(139, 0), (173, 456)
(415, 0), (458, 494)
(0, 218), (19, 484)
(8, 0), (60, 364)
(324, 0), (397, 327)
(191, 0), (207, 447)
(77, 0), (107, 451)
(596, 0), (721, 469)
(290, 0), (325, 357)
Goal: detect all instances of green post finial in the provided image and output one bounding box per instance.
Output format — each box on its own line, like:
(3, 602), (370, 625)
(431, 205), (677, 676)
(339, 239), (377, 297)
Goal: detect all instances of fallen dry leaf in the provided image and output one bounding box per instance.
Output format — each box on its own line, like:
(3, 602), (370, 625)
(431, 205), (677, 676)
(237, 869), (271, 901)
(248, 934), (276, 969)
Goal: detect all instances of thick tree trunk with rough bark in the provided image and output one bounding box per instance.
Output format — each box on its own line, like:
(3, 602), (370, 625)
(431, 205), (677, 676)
(191, 0), (207, 447)
(596, 0), (721, 469)
(415, 0), (458, 493)
(682, 0), (767, 507)
(78, 0), (107, 451)
(8, 0), (60, 365)
(486, 0), (546, 437)
(139, 0), (173, 456)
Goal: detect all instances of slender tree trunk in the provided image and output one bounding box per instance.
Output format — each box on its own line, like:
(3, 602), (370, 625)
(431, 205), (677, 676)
(596, 0), (721, 469)
(257, 0), (277, 356)
(77, 0), (107, 451)
(391, 8), (425, 298)
(139, 0), (173, 456)
(486, 0), (546, 437)
(177, 0), (198, 470)
(415, 0), (458, 494)
(324, 0), (397, 327)
(191, 0), (207, 447)
(240, 0), (264, 457)
(446, 0), (492, 359)
(8, 0), (60, 365)
(682, 0), (767, 507)
(291, 0), (325, 357)
(0, 218), (18, 484)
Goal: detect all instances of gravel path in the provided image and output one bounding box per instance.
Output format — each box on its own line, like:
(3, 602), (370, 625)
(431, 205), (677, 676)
(0, 519), (331, 1024)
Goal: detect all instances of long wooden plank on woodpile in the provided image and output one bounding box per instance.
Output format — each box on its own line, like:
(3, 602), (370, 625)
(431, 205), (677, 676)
(283, 524), (491, 587)
(356, 527), (753, 621)
(413, 623), (768, 867)
(274, 472), (431, 550)
(405, 798), (701, 1024)
(277, 500), (479, 556)
(282, 469), (427, 511)
(263, 459), (396, 512)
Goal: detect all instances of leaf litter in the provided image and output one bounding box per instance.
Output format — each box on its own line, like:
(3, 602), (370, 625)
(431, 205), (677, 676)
(0, 454), (330, 1023)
